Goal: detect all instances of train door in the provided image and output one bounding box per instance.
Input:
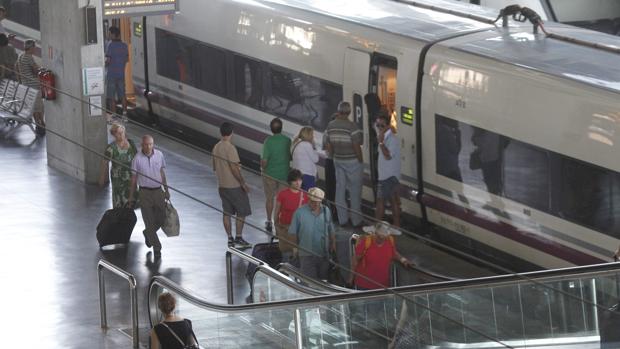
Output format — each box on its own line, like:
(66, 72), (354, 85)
(343, 49), (370, 132)
(343, 48), (371, 178)
(367, 54), (398, 196)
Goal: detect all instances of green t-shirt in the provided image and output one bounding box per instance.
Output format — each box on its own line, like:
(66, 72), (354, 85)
(262, 134), (291, 181)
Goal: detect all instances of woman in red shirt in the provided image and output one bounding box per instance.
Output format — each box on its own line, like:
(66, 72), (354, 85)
(351, 221), (412, 290)
(274, 169), (308, 261)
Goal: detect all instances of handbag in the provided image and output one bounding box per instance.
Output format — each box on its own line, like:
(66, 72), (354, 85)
(160, 321), (199, 349)
(162, 199), (180, 237)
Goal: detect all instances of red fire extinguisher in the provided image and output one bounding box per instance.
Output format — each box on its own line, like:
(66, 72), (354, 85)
(38, 69), (56, 100)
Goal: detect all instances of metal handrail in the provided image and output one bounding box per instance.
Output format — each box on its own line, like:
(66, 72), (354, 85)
(97, 259), (139, 349)
(234, 243), (620, 310)
(228, 245), (264, 266)
(277, 263), (354, 294)
(392, 262), (459, 286)
(252, 264), (326, 297)
(411, 264), (459, 281)
(151, 262), (620, 316)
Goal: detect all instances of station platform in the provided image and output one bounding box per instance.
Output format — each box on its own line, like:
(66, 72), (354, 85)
(0, 120), (494, 348)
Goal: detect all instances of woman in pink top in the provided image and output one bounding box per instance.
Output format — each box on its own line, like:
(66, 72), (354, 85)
(274, 169), (308, 261)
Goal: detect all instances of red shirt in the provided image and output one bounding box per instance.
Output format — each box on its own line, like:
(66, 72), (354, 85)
(276, 189), (308, 225)
(354, 236), (396, 289)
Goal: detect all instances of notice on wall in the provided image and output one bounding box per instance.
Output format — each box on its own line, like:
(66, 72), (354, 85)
(82, 67), (104, 96)
(103, 0), (179, 18)
(89, 96), (103, 117)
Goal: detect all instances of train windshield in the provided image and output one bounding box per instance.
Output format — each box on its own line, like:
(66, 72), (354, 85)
(548, 0), (620, 35)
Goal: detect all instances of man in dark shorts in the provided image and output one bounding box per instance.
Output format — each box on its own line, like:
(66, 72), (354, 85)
(375, 111), (402, 226)
(212, 122), (252, 249)
(105, 26), (129, 115)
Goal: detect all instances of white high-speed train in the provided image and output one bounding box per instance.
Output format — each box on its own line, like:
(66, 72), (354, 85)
(124, 0), (620, 271)
(7, 0), (618, 271)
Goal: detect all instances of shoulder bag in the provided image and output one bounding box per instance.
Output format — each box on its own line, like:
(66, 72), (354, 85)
(162, 199), (180, 237)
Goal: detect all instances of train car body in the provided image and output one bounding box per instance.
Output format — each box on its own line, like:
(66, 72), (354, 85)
(121, 0), (620, 271)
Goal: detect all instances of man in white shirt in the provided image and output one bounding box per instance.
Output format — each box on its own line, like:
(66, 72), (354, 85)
(375, 111), (402, 227)
(128, 135), (170, 259)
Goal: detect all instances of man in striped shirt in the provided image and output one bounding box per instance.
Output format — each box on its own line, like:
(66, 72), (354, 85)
(16, 39), (44, 134)
(324, 101), (364, 227)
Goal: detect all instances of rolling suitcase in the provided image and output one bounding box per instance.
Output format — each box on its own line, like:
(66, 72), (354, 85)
(96, 207), (137, 247)
(245, 241), (282, 284)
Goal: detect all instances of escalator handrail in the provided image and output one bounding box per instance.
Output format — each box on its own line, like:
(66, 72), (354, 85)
(252, 263), (328, 297)
(276, 263), (354, 294)
(228, 246), (265, 266)
(149, 261), (620, 324)
(228, 246), (331, 297)
(398, 263), (459, 282)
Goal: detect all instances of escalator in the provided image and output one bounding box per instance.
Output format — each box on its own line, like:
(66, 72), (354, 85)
(149, 250), (620, 348)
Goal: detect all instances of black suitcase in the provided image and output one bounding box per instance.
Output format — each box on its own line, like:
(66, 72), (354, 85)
(245, 241), (283, 284)
(96, 207), (137, 247)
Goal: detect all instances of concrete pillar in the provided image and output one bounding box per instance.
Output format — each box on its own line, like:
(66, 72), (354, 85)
(40, 0), (107, 183)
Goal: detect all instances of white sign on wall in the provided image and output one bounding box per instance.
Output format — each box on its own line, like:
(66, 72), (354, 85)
(89, 96), (103, 116)
(82, 67), (104, 96)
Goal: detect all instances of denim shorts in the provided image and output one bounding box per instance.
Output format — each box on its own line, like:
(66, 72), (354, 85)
(106, 77), (125, 100)
(377, 176), (400, 200)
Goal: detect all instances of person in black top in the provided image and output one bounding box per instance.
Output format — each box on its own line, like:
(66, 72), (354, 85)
(151, 292), (198, 349)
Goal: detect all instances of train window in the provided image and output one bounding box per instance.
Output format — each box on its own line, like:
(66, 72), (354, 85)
(155, 29), (193, 85)
(560, 159), (620, 235)
(437, 115), (620, 237)
(436, 115), (485, 192)
(155, 28), (342, 131)
(435, 115), (464, 182)
(503, 140), (549, 211)
(264, 65), (341, 132)
(0, 0), (39, 30)
(436, 114), (549, 210)
(192, 44), (227, 97)
(233, 55), (263, 109)
(155, 29), (227, 97)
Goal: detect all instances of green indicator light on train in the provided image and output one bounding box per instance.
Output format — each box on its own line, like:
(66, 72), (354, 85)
(401, 106), (414, 125)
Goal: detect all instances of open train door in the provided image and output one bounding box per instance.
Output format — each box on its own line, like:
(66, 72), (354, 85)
(343, 49), (373, 195)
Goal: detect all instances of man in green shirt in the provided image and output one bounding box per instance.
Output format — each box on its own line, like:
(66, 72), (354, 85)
(261, 118), (291, 232)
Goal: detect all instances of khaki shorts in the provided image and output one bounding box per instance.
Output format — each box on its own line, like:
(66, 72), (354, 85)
(219, 187), (251, 217)
(275, 223), (296, 254)
(263, 176), (283, 202)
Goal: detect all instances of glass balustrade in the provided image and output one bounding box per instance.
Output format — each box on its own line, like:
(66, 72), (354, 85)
(252, 266), (318, 302)
(149, 263), (620, 349)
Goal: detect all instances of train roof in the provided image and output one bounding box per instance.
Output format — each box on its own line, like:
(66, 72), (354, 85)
(254, 0), (497, 41)
(247, 0), (620, 93)
(451, 24), (620, 93)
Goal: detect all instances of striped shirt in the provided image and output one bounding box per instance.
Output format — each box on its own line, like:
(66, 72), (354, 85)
(16, 53), (39, 88)
(325, 118), (363, 161)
